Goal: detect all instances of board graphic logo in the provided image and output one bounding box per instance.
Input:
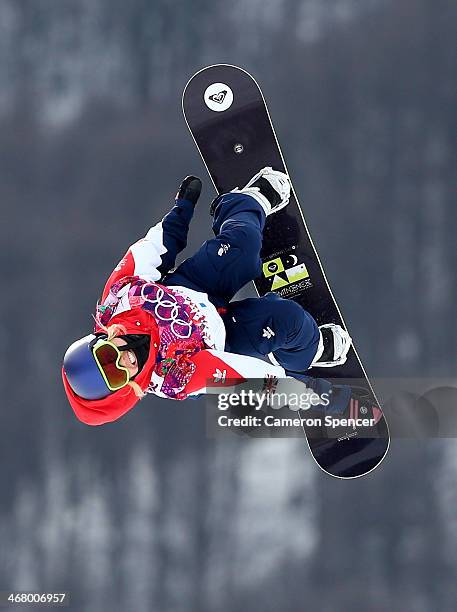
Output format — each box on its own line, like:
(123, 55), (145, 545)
(262, 253), (312, 295)
(204, 82), (234, 112)
(210, 90), (227, 104)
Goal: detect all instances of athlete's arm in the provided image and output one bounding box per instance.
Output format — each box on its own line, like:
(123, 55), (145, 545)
(183, 349), (335, 411)
(184, 349), (286, 396)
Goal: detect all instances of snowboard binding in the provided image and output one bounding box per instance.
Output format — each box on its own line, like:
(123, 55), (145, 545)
(210, 166), (290, 217)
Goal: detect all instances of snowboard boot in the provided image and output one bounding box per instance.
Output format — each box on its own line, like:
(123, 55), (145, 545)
(176, 175), (202, 206)
(238, 166), (291, 215)
(310, 323), (352, 368)
(302, 384), (384, 443)
(210, 167), (291, 217)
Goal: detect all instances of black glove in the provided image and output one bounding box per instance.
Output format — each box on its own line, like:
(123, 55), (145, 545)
(176, 175), (202, 206)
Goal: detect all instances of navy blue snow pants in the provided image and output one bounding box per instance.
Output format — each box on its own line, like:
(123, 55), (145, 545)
(164, 192), (320, 373)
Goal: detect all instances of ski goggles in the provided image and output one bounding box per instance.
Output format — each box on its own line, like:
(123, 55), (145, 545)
(91, 338), (131, 392)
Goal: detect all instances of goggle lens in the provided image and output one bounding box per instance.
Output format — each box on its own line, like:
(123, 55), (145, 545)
(92, 341), (130, 391)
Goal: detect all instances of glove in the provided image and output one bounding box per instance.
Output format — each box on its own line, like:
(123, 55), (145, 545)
(176, 175), (202, 206)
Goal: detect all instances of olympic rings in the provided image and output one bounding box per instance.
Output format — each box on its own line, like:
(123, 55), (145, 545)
(140, 283), (194, 339)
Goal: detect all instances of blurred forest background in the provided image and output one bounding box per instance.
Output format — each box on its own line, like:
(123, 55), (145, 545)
(0, 0), (456, 610)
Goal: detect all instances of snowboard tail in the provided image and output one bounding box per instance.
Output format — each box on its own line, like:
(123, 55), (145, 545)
(182, 64), (389, 478)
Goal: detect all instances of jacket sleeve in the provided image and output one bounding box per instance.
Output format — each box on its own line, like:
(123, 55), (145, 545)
(101, 198), (195, 301)
(183, 350), (331, 409)
(183, 349), (287, 396)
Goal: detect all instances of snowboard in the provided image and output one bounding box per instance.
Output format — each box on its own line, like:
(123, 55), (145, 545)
(182, 64), (389, 478)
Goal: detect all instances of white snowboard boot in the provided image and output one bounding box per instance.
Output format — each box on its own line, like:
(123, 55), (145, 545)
(310, 323), (352, 368)
(235, 166), (291, 215)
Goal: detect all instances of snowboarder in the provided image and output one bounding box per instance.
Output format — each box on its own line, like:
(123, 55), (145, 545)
(62, 168), (351, 425)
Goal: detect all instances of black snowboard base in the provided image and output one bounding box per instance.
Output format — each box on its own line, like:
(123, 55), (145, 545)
(182, 64), (389, 478)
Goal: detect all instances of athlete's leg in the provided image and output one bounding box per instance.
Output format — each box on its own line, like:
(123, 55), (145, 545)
(224, 292), (321, 372)
(164, 192), (265, 305)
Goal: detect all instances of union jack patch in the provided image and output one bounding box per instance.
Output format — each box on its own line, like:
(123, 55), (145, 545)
(262, 374), (279, 394)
